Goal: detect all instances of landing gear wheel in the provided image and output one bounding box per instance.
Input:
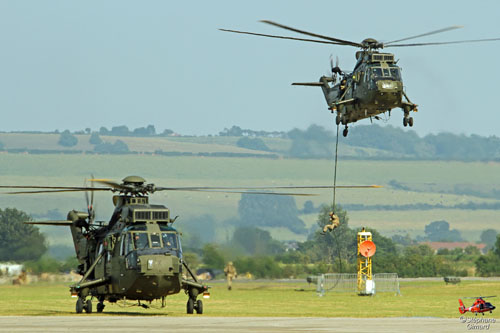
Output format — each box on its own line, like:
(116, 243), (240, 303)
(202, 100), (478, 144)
(335, 115), (341, 125)
(408, 117), (414, 127)
(195, 299), (203, 314)
(403, 117), (408, 127)
(97, 302), (105, 313)
(84, 299), (92, 313)
(76, 298), (84, 314)
(342, 127), (348, 137)
(187, 298), (194, 314)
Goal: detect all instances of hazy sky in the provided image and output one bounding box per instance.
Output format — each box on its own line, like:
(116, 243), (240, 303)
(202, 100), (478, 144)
(1, 0), (499, 137)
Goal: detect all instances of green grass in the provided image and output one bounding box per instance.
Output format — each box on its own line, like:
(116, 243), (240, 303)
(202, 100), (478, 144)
(0, 154), (498, 244)
(0, 280), (499, 317)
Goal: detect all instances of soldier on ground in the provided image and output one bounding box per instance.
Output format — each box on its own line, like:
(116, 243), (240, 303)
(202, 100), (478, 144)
(224, 261), (237, 290)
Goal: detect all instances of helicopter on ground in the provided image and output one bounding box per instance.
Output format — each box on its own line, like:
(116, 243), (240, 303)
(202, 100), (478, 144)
(1, 176), (379, 314)
(221, 21), (500, 137)
(459, 296), (496, 315)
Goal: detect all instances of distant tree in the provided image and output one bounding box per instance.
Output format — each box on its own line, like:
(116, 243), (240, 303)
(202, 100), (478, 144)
(113, 140), (129, 153)
(180, 215), (217, 244)
(110, 125), (130, 136)
(89, 132), (102, 145)
(85, 128), (91, 134)
(236, 137), (270, 151)
(0, 141), (4, 150)
(93, 140), (129, 154)
(475, 235), (500, 276)
(160, 129), (174, 136)
(231, 227), (283, 255)
(0, 208), (47, 261)
(480, 229), (498, 247)
(58, 130), (78, 147)
(132, 125), (156, 137)
(391, 234), (415, 246)
(302, 200), (314, 214)
(183, 252), (200, 270)
(99, 126), (109, 135)
(219, 126), (243, 136)
(464, 245), (481, 256)
(238, 193), (306, 234)
(311, 204), (356, 269)
(201, 244), (225, 269)
(424, 220), (463, 242)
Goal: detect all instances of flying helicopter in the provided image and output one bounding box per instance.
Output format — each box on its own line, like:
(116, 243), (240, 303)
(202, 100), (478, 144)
(459, 296), (496, 315)
(0, 176), (380, 314)
(220, 21), (500, 137)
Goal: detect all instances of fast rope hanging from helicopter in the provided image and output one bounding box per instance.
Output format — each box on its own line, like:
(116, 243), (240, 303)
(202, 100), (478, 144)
(323, 122), (344, 282)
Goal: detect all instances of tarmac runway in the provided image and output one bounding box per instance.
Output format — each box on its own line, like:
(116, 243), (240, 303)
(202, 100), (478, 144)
(0, 316), (482, 332)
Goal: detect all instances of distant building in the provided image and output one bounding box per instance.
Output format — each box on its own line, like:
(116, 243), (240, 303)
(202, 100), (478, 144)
(284, 241), (299, 252)
(0, 263), (24, 276)
(423, 242), (487, 254)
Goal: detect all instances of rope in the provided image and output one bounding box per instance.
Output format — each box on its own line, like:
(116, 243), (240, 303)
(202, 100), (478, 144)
(332, 123), (340, 208)
(331, 123), (343, 281)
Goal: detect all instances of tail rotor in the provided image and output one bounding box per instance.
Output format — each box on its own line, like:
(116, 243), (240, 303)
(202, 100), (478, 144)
(84, 175), (96, 226)
(330, 54), (342, 83)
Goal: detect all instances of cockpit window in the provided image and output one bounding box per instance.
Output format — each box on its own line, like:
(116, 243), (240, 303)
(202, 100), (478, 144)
(371, 67), (382, 78)
(383, 68), (390, 77)
(162, 232), (178, 249)
(390, 68), (401, 80)
(151, 233), (161, 248)
(133, 232), (149, 250)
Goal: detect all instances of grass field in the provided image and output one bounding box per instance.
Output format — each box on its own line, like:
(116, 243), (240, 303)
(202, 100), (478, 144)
(0, 154), (498, 244)
(0, 280), (499, 318)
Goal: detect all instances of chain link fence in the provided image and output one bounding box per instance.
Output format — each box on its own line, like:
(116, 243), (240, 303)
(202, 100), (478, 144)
(316, 273), (401, 296)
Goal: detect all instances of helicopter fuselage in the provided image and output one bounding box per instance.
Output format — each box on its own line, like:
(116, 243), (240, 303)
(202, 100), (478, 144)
(325, 51), (416, 123)
(294, 50), (418, 136)
(68, 195), (207, 312)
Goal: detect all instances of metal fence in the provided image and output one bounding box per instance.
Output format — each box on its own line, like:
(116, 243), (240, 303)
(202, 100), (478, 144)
(316, 273), (400, 296)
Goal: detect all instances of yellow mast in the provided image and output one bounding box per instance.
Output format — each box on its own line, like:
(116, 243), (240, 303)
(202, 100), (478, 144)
(357, 227), (376, 295)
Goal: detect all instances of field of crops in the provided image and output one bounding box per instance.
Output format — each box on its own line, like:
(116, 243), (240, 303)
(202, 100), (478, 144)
(0, 279), (499, 318)
(0, 153), (498, 244)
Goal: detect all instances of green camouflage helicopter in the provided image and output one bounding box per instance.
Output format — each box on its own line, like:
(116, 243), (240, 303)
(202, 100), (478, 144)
(1, 176), (379, 314)
(221, 21), (500, 137)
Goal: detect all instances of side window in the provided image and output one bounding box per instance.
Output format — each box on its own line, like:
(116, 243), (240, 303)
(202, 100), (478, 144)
(120, 235), (126, 256)
(127, 233), (134, 253)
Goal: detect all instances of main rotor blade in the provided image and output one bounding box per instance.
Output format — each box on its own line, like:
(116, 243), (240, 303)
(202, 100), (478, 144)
(6, 189), (110, 194)
(384, 25), (463, 45)
(156, 185), (381, 191)
(89, 179), (130, 191)
(260, 20), (362, 47)
(386, 37), (500, 47)
(0, 185), (109, 190)
(219, 29), (342, 45)
(25, 220), (73, 226)
(169, 189), (317, 196)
